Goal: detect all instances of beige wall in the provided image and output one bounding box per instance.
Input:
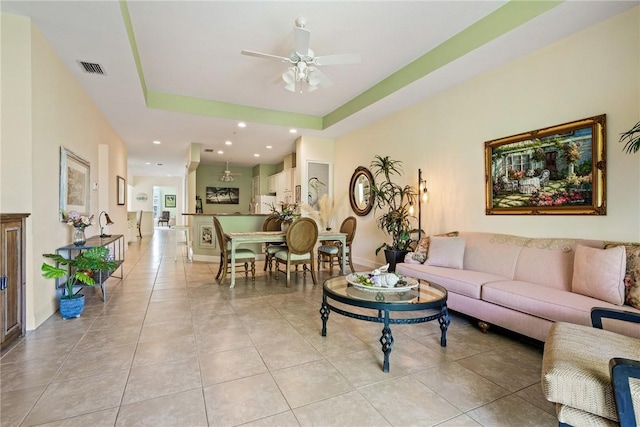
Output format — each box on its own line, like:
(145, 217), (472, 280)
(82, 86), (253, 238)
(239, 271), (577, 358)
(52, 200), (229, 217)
(1, 14), (128, 329)
(334, 7), (640, 269)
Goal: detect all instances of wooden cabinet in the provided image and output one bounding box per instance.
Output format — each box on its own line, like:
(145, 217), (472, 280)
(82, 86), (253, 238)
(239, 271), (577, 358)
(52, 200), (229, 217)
(1, 213), (29, 350)
(268, 168), (296, 201)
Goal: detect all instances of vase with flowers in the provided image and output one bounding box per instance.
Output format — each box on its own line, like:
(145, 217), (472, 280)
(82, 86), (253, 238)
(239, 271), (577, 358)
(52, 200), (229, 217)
(268, 202), (300, 231)
(62, 211), (94, 246)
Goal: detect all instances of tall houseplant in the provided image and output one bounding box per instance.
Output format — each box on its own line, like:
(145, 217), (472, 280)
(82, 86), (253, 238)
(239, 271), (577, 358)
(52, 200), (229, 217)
(620, 121), (640, 154)
(370, 155), (417, 271)
(42, 246), (118, 318)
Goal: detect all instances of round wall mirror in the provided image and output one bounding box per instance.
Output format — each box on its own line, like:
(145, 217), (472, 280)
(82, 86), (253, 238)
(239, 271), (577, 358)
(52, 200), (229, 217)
(349, 166), (375, 216)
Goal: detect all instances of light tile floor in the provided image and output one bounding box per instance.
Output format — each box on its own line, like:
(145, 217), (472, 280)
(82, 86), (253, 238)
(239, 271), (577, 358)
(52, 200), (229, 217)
(1, 229), (558, 426)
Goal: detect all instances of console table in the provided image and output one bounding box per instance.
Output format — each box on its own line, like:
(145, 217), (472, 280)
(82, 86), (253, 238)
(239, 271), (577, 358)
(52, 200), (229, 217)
(54, 234), (124, 301)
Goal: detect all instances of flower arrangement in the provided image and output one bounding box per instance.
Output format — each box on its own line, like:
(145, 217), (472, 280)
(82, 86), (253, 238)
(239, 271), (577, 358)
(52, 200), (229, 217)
(301, 194), (336, 230)
(62, 211), (94, 229)
(268, 202), (299, 224)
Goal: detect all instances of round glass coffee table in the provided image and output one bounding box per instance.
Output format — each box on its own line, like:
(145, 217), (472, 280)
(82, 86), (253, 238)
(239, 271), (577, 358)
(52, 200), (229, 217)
(320, 275), (449, 372)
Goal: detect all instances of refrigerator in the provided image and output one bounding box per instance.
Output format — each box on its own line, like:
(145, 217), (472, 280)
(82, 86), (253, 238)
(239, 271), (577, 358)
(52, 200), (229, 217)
(253, 195), (277, 214)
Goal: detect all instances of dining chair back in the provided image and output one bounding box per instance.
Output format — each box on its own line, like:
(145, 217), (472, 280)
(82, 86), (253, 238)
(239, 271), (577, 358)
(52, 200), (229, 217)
(213, 216), (256, 284)
(318, 216), (357, 274)
(136, 210), (143, 238)
(274, 217), (318, 286)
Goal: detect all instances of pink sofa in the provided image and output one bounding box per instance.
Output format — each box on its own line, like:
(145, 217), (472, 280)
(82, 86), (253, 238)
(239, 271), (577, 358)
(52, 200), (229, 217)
(396, 232), (640, 342)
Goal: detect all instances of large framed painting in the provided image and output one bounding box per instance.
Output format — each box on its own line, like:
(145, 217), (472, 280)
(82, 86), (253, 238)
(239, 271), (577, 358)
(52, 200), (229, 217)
(485, 114), (606, 215)
(307, 161), (330, 209)
(59, 147), (91, 218)
(206, 187), (239, 204)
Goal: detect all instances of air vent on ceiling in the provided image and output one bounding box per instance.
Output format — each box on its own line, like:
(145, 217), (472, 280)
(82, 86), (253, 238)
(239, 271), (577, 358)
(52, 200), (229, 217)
(78, 61), (106, 75)
(204, 149), (214, 153)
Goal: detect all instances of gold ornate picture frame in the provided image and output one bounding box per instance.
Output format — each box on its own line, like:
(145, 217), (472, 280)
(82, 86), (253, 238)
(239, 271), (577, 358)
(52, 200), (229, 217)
(485, 114), (606, 215)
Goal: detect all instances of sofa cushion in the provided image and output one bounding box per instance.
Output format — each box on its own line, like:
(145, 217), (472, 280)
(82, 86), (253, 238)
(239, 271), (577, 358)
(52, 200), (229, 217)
(604, 241), (640, 309)
(514, 238), (584, 292)
(572, 245), (626, 306)
(426, 236), (465, 269)
(395, 263), (506, 299)
(459, 232), (524, 279)
(411, 231), (459, 263)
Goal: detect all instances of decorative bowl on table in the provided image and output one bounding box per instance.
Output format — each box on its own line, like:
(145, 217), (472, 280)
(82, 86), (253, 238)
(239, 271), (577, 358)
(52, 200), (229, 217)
(346, 271), (419, 293)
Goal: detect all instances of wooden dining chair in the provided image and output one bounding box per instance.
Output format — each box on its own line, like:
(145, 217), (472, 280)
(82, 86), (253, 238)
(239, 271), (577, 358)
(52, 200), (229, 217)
(318, 216), (357, 274)
(136, 210), (143, 238)
(213, 216), (255, 284)
(262, 214), (285, 272)
(274, 217), (318, 286)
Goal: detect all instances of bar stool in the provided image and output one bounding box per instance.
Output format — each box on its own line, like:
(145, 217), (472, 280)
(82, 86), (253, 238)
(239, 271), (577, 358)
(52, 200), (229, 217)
(174, 224), (192, 262)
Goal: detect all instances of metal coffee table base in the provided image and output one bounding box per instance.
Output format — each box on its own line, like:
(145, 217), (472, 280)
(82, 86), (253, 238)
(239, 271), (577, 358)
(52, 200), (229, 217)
(320, 298), (450, 372)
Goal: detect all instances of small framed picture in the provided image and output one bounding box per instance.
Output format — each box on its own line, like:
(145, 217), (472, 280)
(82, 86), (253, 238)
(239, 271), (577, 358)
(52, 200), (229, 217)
(165, 194), (176, 208)
(117, 176), (126, 205)
(295, 185), (301, 203)
(199, 224), (214, 247)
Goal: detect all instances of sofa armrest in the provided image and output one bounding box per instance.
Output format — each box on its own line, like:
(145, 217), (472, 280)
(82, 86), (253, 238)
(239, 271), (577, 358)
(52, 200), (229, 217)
(591, 307), (640, 329)
(609, 357), (640, 427)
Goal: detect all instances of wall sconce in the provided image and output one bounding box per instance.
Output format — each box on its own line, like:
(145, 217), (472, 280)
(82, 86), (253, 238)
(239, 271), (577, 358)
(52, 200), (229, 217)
(418, 169), (428, 239)
(99, 211), (114, 238)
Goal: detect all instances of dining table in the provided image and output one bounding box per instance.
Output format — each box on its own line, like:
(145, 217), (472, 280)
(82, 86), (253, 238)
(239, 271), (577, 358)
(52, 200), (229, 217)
(224, 230), (347, 288)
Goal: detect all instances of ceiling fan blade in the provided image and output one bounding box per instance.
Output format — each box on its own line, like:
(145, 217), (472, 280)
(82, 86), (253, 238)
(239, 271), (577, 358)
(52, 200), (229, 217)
(241, 50), (290, 63)
(294, 26), (310, 56)
(308, 67), (333, 88)
(314, 53), (361, 66)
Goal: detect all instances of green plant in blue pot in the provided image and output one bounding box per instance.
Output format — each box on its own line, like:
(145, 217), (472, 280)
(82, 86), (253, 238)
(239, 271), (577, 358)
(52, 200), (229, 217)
(42, 246), (118, 318)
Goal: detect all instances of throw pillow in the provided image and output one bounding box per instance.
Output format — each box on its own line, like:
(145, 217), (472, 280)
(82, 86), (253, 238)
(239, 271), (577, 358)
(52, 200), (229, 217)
(571, 245), (626, 306)
(426, 236), (466, 269)
(403, 252), (422, 264)
(412, 231), (459, 263)
(604, 242), (640, 309)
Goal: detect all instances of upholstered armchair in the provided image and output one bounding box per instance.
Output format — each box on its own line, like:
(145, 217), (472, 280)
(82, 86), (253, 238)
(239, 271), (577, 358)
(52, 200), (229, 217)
(542, 308), (640, 427)
(158, 211), (170, 227)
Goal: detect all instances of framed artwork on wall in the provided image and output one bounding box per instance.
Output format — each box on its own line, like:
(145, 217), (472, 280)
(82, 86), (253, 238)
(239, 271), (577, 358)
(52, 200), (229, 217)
(199, 224), (214, 247)
(59, 146), (91, 218)
(307, 161), (330, 209)
(485, 114), (606, 215)
(117, 176), (126, 205)
(165, 194), (176, 208)
(206, 187), (239, 204)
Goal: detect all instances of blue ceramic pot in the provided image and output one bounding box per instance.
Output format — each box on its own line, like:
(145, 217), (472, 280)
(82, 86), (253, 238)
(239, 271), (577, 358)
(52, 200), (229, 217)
(59, 294), (85, 319)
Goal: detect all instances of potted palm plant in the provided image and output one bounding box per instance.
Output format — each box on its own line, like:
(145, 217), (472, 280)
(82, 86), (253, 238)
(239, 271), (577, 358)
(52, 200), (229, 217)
(620, 121), (640, 153)
(370, 155), (417, 271)
(42, 246), (118, 318)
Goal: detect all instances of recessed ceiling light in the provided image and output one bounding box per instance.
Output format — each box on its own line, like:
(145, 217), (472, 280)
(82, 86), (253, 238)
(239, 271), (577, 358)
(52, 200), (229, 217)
(254, 154), (260, 157)
(217, 150), (224, 154)
(238, 122), (246, 128)
(153, 140), (161, 145)
(266, 145), (272, 149)
(145, 162), (151, 165)
(225, 141), (232, 145)
(289, 129), (297, 134)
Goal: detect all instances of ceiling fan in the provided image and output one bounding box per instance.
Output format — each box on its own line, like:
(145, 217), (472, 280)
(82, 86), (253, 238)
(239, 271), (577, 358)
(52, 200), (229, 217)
(241, 16), (361, 93)
(220, 161), (241, 182)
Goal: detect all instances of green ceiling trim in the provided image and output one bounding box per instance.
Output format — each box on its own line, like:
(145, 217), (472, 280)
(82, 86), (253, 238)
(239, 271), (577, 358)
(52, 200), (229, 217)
(147, 91), (324, 129)
(120, 0), (562, 131)
(119, 0), (147, 99)
(323, 0), (563, 128)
